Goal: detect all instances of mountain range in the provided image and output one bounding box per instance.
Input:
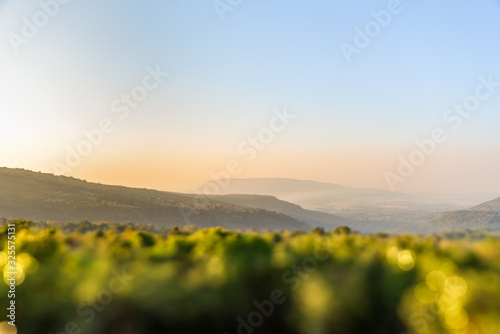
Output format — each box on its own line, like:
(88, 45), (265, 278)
(0, 168), (353, 231)
(198, 178), (407, 208)
(2, 167), (500, 233)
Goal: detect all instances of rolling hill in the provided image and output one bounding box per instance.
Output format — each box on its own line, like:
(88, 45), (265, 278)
(471, 197), (500, 211)
(0, 168), (357, 231)
(428, 197), (500, 231)
(428, 210), (500, 231)
(206, 194), (354, 228)
(198, 178), (408, 208)
(198, 178), (487, 232)
(0, 168), (311, 230)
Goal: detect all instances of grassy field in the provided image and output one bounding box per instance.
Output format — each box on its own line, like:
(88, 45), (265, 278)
(1, 221), (500, 334)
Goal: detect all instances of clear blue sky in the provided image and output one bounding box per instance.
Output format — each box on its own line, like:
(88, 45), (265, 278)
(1, 0), (500, 193)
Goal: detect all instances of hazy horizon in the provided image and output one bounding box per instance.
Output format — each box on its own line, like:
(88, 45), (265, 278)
(2, 0), (500, 194)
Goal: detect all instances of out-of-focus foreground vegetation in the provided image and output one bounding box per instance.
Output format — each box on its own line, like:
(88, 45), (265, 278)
(1, 220), (500, 334)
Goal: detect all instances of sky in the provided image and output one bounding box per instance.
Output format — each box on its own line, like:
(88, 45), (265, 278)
(1, 0), (500, 194)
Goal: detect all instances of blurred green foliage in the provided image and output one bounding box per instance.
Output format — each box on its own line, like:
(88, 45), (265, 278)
(1, 220), (499, 334)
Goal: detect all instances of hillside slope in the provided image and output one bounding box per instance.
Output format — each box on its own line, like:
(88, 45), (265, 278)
(0, 168), (309, 230)
(207, 194), (354, 228)
(198, 178), (407, 207)
(471, 197), (500, 211)
(428, 197), (500, 231)
(428, 210), (500, 231)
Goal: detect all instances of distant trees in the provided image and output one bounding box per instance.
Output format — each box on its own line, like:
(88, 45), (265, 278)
(311, 226), (326, 235)
(333, 226), (352, 235)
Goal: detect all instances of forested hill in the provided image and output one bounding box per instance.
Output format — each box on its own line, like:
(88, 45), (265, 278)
(208, 194), (354, 228)
(0, 168), (310, 230)
(428, 197), (500, 231)
(429, 210), (500, 231)
(471, 197), (500, 211)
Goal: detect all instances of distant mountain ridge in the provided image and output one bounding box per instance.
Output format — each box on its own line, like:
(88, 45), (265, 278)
(0, 168), (352, 230)
(198, 177), (407, 208)
(0, 168), (309, 230)
(4, 168), (494, 233)
(206, 194), (354, 228)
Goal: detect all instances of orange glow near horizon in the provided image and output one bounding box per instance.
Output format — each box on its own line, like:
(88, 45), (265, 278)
(14, 145), (494, 195)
